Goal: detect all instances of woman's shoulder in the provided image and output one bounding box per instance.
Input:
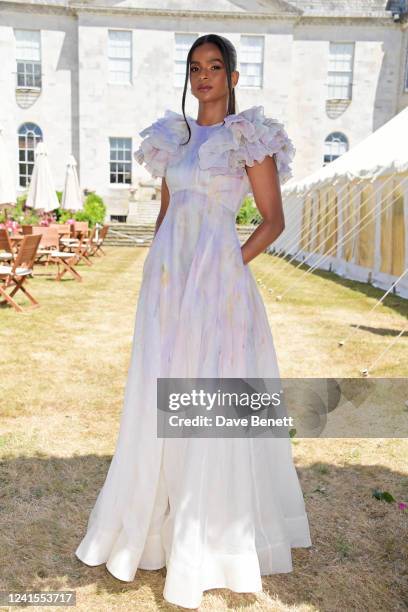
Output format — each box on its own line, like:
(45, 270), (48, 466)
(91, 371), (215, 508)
(134, 109), (188, 178)
(139, 109), (187, 138)
(199, 105), (295, 183)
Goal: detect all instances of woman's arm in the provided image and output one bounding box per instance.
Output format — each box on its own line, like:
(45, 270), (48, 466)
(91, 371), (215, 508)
(154, 177), (170, 237)
(240, 154), (285, 266)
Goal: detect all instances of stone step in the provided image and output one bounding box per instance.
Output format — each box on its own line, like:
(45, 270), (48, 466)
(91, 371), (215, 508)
(105, 223), (257, 247)
(127, 200), (161, 224)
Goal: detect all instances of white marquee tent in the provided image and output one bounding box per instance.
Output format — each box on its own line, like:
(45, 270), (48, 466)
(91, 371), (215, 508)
(275, 107), (408, 298)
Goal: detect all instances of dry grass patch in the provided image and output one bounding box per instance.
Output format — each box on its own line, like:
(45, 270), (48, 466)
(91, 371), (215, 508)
(0, 248), (407, 611)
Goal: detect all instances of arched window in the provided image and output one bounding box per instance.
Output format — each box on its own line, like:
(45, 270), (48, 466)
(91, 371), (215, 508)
(323, 132), (348, 165)
(18, 122), (42, 187)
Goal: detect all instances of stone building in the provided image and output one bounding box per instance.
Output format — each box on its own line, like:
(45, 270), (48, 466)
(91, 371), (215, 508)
(0, 0), (407, 221)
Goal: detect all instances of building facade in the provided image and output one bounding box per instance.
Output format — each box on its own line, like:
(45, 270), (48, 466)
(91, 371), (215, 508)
(0, 0), (407, 220)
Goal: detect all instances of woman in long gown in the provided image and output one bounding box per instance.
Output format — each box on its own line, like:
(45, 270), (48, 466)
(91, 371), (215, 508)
(75, 34), (312, 609)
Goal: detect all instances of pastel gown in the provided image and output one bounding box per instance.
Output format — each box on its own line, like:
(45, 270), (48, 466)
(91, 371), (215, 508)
(75, 105), (312, 609)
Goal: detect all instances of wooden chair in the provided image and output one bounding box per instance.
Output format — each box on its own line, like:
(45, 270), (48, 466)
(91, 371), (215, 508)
(60, 226), (97, 266)
(71, 221), (89, 240)
(50, 223), (72, 240)
(88, 224), (110, 257)
(0, 234), (42, 312)
(0, 229), (16, 263)
(32, 227), (59, 267)
(31, 227), (84, 282)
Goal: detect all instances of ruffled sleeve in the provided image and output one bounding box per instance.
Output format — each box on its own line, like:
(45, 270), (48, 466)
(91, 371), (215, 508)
(134, 109), (188, 179)
(198, 105), (295, 184)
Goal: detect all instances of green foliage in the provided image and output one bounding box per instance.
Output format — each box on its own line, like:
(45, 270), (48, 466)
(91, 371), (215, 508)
(236, 196), (261, 225)
(56, 193), (106, 227)
(73, 193), (106, 227)
(16, 194), (27, 207)
(5, 195), (41, 225)
(372, 489), (396, 503)
(3, 190), (105, 228)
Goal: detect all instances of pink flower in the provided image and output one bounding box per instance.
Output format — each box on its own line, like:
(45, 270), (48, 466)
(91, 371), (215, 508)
(398, 502), (407, 510)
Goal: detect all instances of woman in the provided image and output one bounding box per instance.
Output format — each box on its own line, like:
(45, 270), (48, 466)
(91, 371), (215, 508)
(75, 34), (312, 609)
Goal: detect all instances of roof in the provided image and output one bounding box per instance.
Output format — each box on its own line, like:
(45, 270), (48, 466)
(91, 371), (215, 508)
(283, 107), (408, 194)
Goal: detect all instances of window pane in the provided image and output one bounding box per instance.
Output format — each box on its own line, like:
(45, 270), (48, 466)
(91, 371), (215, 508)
(109, 137), (132, 183)
(239, 35), (264, 88)
(108, 30), (131, 83)
(16, 60), (41, 88)
(324, 132), (348, 163)
(174, 33), (198, 86)
(329, 43), (354, 71)
(327, 44), (353, 101)
(108, 30), (132, 58)
(18, 122), (42, 187)
(15, 29), (41, 61)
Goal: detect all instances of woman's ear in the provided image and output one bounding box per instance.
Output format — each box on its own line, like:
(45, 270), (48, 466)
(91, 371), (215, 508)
(232, 70), (239, 88)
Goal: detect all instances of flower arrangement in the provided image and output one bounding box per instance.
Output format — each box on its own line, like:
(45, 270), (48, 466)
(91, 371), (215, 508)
(39, 211), (58, 226)
(0, 219), (20, 235)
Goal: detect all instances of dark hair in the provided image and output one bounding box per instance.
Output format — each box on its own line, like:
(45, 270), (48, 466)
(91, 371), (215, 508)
(180, 34), (237, 145)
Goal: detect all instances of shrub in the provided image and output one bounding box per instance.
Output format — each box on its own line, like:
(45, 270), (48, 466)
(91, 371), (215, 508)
(56, 192), (106, 227)
(5, 190), (106, 228)
(236, 196), (261, 225)
(73, 193), (106, 227)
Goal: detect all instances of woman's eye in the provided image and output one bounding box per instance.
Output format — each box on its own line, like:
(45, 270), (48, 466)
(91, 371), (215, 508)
(190, 65), (222, 72)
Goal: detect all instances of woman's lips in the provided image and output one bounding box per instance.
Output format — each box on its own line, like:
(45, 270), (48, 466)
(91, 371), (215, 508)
(198, 86), (212, 91)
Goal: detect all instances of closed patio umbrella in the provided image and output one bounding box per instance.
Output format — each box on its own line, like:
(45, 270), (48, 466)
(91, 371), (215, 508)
(26, 142), (59, 212)
(61, 155), (83, 212)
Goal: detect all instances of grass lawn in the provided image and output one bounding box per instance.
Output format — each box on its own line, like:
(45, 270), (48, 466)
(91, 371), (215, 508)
(0, 246), (407, 611)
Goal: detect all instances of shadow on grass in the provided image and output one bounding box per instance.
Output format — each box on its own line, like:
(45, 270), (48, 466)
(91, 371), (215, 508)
(0, 452), (407, 610)
(267, 255), (408, 319)
(350, 324), (408, 338)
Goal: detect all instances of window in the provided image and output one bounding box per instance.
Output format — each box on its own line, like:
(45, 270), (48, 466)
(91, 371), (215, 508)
(110, 138), (132, 184)
(14, 29), (41, 89)
(323, 132), (348, 164)
(108, 30), (132, 84)
(174, 33), (198, 87)
(239, 36), (264, 87)
(110, 215), (128, 223)
(327, 42), (354, 100)
(18, 123), (43, 187)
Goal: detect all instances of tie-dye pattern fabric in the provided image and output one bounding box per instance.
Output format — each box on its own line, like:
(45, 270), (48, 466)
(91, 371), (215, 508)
(75, 106), (312, 609)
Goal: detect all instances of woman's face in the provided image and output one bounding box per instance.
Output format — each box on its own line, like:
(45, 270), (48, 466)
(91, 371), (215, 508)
(189, 42), (238, 103)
